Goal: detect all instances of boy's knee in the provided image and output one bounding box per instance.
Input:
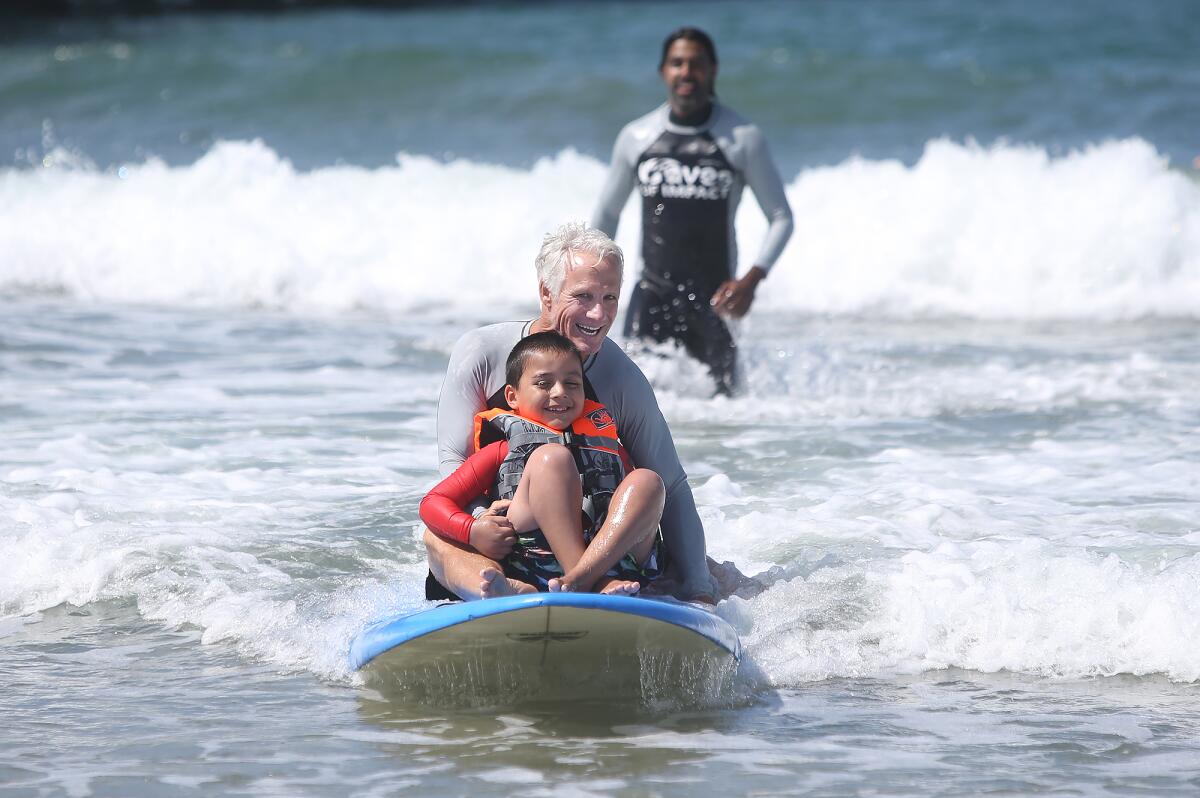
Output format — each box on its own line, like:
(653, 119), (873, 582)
(627, 468), (665, 499)
(528, 443), (577, 472)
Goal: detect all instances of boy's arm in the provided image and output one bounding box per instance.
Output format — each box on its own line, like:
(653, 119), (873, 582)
(420, 442), (507, 544)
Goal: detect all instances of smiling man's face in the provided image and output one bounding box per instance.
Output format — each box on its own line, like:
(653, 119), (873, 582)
(538, 251), (621, 358)
(661, 38), (716, 119)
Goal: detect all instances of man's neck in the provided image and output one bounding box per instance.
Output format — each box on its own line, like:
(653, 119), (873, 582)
(668, 101), (714, 128)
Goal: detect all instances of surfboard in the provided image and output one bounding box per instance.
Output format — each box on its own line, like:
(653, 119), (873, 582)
(350, 592), (741, 703)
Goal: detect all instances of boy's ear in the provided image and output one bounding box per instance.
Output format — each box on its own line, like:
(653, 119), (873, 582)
(503, 384), (518, 410)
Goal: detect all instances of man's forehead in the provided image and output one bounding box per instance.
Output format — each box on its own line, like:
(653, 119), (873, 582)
(669, 40), (710, 59)
(566, 249), (616, 271)
(561, 251), (620, 286)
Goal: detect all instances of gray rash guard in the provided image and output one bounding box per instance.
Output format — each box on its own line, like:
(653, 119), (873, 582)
(436, 321), (710, 591)
(591, 102), (793, 288)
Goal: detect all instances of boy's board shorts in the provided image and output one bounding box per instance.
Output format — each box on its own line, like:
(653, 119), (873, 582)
(424, 527), (666, 601)
(506, 526), (666, 591)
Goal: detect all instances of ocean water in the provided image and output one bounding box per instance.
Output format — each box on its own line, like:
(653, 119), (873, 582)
(3, 1), (1200, 795)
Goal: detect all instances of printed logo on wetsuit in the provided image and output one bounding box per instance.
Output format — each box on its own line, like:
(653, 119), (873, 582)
(587, 407), (615, 430)
(637, 157), (733, 201)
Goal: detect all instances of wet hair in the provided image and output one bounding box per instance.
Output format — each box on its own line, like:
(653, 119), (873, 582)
(659, 26), (718, 70)
(534, 221), (624, 297)
(505, 331), (584, 388)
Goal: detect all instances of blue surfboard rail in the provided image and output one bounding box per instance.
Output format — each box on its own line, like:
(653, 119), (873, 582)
(349, 592), (741, 670)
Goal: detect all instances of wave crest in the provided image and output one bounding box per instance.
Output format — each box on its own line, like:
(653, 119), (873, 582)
(2, 138), (1197, 319)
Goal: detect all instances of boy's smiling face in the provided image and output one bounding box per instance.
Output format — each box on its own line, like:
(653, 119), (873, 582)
(504, 349), (585, 431)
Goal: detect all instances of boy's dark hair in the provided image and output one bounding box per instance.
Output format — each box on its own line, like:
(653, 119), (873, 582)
(659, 26), (718, 70)
(505, 331), (584, 388)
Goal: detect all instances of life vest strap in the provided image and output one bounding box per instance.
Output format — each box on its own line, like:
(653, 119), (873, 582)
(506, 429), (562, 450)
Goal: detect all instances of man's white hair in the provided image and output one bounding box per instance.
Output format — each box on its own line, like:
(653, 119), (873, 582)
(535, 222), (624, 296)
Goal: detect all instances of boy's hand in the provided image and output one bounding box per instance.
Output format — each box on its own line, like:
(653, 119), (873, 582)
(469, 515), (516, 560)
(483, 499), (512, 517)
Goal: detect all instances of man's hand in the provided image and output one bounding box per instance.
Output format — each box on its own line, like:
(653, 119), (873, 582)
(710, 266), (766, 319)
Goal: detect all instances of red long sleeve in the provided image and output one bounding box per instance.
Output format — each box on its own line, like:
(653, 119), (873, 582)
(419, 441), (508, 544)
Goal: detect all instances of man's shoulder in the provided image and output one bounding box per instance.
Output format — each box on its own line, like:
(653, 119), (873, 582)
(618, 105), (670, 145)
(593, 336), (640, 372)
(711, 102), (760, 136)
(709, 103), (769, 167)
(451, 321), (526, 364)
(455, 320), (525, 348)
(589, 337), (654, 401)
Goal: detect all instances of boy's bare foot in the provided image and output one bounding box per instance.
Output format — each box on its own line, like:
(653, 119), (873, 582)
(549, 576), (640, 596)
(547, 577), (573, 593)
(479, 567), (536, 599)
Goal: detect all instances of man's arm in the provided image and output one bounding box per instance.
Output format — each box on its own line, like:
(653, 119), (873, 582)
(712, 125), (793, 318)
(590, 126), (639, 237)
(595, 346), (716, 601)
(436, 326), (508, 477)
(741, 125), (794, 274)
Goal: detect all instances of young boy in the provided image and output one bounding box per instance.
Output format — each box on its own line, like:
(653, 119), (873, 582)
(420, 332), (665, 599)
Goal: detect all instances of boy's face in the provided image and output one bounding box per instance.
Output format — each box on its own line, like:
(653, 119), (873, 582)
(503, 349), (585, 431)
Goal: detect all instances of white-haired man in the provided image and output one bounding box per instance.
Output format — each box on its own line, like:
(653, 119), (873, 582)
(425, 222), (718, 603)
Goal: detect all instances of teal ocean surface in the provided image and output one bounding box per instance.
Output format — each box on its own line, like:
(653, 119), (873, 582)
(4, 0), (1199, 172)
(2, 2), (1200, 795)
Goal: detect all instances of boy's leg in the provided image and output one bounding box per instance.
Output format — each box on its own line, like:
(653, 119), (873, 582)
(423, 528), (536, 600)
(506, 443), (588, 571)
(552, 468), (665, 593)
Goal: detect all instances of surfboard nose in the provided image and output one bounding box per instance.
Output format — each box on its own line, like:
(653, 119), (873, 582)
(350, 593), (741, 705)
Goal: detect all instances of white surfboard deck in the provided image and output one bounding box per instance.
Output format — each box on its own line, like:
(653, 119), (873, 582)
(350, 592), (741, 702)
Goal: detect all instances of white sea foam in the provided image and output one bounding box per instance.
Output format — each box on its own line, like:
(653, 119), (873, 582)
(0, 481), (431, 680)
(645, 332), (1200, 424)
(4, 440), (1198, 685)
(740, 542), (1200, 684)
(1, 280), (1196, 688)
(700, 419), (1200, 685)
(763, 137), (1200, 319)
(2, 137), (1197, 320)
(0, 315), (441, 681)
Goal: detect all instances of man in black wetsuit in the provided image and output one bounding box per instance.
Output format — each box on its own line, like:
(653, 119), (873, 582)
(591, 27), (794, 395)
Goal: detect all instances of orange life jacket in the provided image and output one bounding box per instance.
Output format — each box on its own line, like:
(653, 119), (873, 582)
(473, 400), (625, 536)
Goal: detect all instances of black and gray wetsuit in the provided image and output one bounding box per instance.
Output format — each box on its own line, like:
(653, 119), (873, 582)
(591, 102), (793, 393)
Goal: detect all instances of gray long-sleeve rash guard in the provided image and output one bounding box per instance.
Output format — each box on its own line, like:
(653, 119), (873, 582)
(436, 321), (711, 593)
(591, 102), (793, 284)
